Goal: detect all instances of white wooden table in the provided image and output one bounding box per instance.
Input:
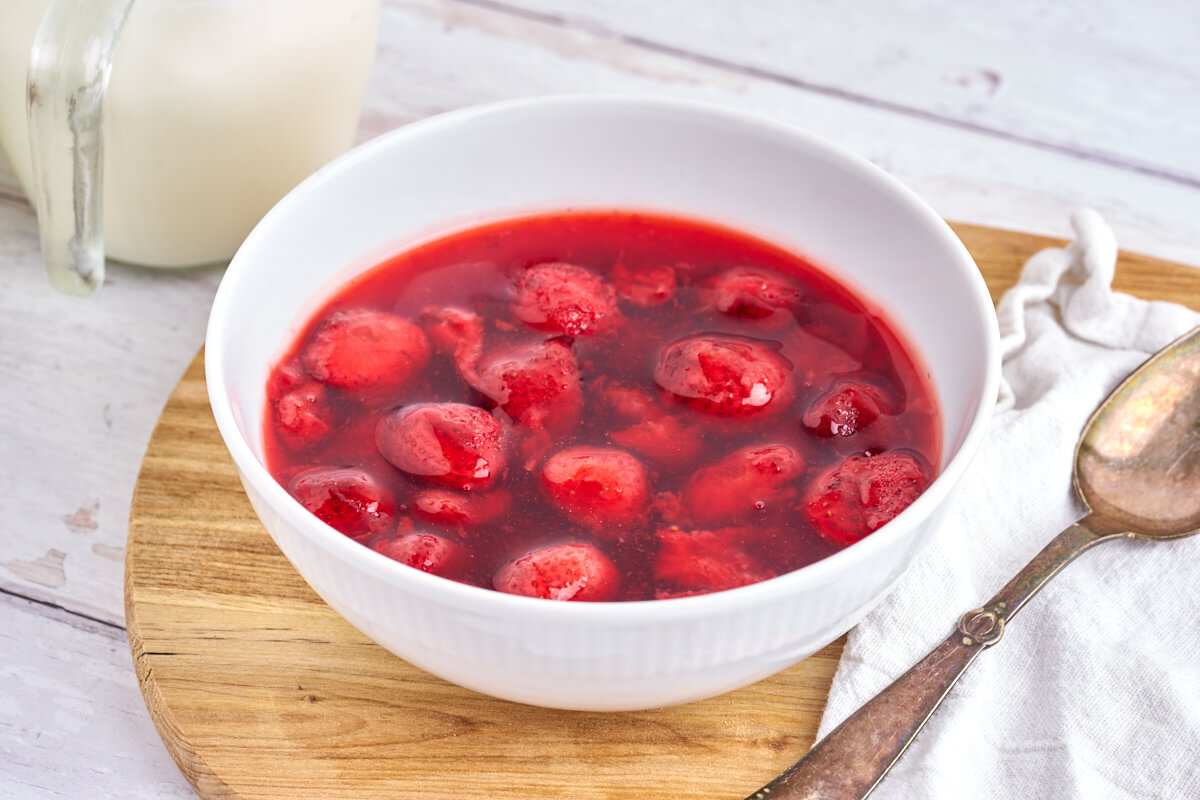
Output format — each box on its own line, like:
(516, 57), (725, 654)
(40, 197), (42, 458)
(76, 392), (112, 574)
(2, 1), (1197, 796)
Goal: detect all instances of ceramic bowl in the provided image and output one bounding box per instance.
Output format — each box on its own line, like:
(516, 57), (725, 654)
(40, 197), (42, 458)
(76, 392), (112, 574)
(205, 95), (1000, 711)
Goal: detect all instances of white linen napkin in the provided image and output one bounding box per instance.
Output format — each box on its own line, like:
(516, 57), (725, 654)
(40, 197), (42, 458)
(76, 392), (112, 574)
(816, 209), (1200, 799)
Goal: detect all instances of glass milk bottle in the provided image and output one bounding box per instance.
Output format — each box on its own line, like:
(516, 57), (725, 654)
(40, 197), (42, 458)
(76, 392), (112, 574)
(0, 0), (380, 294)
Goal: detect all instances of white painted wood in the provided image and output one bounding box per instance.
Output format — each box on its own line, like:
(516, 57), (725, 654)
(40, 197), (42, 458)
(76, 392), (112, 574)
(0, 592), (196, 799)
(472, 0), (1200, 184)
(0, 190), (225, 627)
(0, 0), (1197, 795)
(361, 0), (1200, 266)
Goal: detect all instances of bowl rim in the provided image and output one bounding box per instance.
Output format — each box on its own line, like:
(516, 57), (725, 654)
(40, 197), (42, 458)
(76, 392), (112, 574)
(205, 93), (1001, 623)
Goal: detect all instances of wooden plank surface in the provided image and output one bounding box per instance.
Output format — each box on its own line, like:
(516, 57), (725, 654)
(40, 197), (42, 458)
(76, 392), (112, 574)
(123, 223), (1200, 800)
(487, 0), (1200, 184)
(0, 591), (194, 800)
(365, 0), (1200, 266)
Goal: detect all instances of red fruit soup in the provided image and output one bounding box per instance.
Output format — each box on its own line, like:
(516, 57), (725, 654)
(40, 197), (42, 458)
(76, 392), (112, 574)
(263, 211), (942, 601)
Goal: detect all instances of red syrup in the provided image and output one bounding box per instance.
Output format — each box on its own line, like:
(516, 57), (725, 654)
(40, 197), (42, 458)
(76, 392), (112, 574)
(263, 211), (941, 601)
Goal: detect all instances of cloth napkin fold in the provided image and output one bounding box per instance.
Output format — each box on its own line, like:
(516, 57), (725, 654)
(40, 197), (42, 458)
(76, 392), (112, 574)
(817, 209), (1200, 800)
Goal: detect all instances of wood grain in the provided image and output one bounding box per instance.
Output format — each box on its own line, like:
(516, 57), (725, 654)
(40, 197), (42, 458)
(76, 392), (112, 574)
(124, 223), (1200, 800)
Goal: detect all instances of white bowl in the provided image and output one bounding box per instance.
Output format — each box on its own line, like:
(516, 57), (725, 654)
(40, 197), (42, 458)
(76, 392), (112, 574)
(206, 95), (1000, 711)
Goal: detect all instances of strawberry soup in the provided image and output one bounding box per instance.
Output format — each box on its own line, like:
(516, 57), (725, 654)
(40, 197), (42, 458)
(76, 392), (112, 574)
(263, 210), (941, 602)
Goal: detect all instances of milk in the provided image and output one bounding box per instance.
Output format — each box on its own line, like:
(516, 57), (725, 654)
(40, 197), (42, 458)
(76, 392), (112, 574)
(0, 0), (380, 268)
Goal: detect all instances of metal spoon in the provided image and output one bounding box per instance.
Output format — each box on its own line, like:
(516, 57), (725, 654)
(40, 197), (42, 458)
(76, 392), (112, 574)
(747, 324), (1200, 800)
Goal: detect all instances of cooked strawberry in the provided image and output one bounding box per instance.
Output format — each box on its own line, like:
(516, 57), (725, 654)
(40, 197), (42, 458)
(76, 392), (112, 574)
(541, 446), (650, 531)
(287, 467), (395, 540)
(590, 378), (705, 466)
(609, 414), (705, 468)
(803, 451), (931, 546)
(512, 262), (621, 336)
(301, 308), (431, 391)
(274, 380), (332, 445)
(592, 378), (661, 421)
(472, 339), (583, 434)
(492, 542), (620, 601)
(267, 358), (310, 397)
(711, 266), (801, 321)
(648, 491), (688, 527)
(780, 326), (863, 389)
(653, 527), (774, 597)
(612, 262), (676, 307)
(684, 443), (804, 525)
(419, 305), (485, 365)
(801, 301), (878, 369)
(262, 212), (945, 603)
(654, 334), (794, 417)
(802, 381), (890, 438)
(373, 532), (468, 578)
(375, 403), (507, 491)
(858, 453), (932, 530)
(412, 488), (511, 527)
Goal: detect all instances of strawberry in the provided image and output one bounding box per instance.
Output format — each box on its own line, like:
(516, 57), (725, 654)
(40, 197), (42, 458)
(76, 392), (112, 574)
(512, 262), (620, 337)
(301, 308), (431, 391)
(609, 414), (705, 469)
(287, 467), (395, 540)
(653, 527), (774, 598)
(374, 403), (507, 491)
(592, 377), (661, 421)
(779, 326), (863, 389)
(267, 358), (310, 397)
(541, 446), (650, 532)
(420, 305), (485, 365)
(592, 378), (705, 467)
(802, 381), (890, 438)
(274, 380), (333, 446)
(648, 490), (688, 527)
(801, 302), (878, 370)
(684, 443), (804, 525)
(412, 488), (511, 527)
(422, 308), (584, 436)
(711, 266), (801, 322)
(373, 532), (468, 578)
(492, 542), (620, 601)
(472, 339), (583, 434)
(803, 450), (931, 546)
(654, 334), (794, 417)
(612, 262), (676, 307)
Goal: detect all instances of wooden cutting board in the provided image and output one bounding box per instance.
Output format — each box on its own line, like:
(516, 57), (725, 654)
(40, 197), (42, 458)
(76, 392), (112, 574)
(126, 222), (1200, 800)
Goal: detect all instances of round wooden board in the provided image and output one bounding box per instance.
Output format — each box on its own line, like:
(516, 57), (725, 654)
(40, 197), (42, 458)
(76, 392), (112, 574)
(126, 223), (1200, 800)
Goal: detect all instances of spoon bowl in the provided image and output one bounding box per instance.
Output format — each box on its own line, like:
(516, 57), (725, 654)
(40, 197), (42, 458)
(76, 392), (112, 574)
(1075, 326), (1200, 538)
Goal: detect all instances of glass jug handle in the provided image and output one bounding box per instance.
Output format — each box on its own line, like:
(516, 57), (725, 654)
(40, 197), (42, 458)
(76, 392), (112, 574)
(26, 0), (135, 296)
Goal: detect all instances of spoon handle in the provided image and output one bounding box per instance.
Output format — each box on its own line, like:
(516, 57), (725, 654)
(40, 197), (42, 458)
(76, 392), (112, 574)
(745, 514), (1125, 800)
